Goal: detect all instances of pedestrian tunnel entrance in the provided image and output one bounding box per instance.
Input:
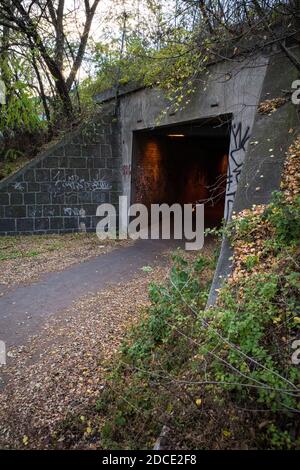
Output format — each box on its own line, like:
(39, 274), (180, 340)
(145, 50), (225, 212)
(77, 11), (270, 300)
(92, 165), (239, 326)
(131, 117), (231, 228)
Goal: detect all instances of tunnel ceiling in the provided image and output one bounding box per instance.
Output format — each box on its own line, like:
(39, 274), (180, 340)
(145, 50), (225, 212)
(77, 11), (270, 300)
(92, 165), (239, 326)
(134, 115), (232, 139)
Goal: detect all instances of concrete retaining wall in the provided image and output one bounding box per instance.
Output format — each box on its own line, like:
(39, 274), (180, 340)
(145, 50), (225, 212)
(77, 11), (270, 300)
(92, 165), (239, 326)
(207, 49), (300, 305)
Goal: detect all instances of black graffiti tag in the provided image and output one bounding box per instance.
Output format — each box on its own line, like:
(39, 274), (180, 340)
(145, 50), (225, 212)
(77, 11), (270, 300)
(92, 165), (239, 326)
(225, 122), (251, 220)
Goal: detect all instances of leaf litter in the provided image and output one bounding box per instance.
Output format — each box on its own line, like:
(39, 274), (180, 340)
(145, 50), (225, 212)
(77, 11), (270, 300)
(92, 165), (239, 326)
(0, 247), (177, 449)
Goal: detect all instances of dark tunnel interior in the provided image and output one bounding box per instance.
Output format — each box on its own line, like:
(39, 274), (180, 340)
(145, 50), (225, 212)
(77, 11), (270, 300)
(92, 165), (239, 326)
(131, 117), (231, 228)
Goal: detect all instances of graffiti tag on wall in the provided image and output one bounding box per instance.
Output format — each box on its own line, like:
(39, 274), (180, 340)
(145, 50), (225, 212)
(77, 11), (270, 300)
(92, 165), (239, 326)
(14, 182), (25, 192)
(52, 171), (112, 196)
(225, 122), (250, 221)
(63, 208), (86, 217)
(122, 164), (131, 178)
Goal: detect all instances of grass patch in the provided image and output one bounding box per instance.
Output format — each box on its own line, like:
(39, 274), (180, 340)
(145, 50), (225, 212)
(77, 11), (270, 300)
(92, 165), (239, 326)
(0, 233), (99, 261)
(0, 155), (33, 181)
(0, 249), (39, 261)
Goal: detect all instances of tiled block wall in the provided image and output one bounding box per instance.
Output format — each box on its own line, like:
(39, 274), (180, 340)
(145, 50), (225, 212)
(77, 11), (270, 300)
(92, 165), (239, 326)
(0, 104), (122, 235)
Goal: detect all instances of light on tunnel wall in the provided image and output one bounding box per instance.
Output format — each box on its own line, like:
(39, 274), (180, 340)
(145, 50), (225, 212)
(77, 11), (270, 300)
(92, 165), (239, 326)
(167, 134), (185, 138)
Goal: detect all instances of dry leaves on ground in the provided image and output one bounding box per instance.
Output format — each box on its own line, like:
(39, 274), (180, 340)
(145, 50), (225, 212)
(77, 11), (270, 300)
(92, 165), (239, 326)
(226, 133), (300, 292)
(0, 256), (172, 449)
(258, 97), (287, 115)
(0, 234), (130, 289)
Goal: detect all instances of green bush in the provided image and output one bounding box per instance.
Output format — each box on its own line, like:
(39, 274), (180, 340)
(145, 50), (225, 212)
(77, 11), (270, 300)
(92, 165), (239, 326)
(264, 192), (300, 245)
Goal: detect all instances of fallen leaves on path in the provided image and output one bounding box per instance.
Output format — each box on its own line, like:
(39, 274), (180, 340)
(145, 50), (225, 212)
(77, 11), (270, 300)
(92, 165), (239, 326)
(0, 256), (171, 449)
(0, 234), (130, 290)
